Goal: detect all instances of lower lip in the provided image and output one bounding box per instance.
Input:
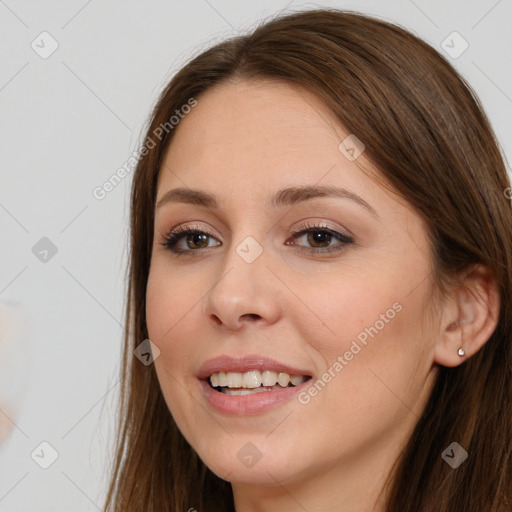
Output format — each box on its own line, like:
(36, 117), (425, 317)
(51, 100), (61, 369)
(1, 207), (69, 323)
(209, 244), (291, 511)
(199, 379), (311, 415)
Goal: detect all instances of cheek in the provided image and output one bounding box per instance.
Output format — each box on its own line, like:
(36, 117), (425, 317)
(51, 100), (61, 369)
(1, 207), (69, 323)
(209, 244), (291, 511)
(296, 270), (400, 359)
(145, 266), (204, 439)
(145, 264), (204, 387)
(146, 262), (202, 342)
(293, 296), (429, 459)
(300, 262), (431, 400)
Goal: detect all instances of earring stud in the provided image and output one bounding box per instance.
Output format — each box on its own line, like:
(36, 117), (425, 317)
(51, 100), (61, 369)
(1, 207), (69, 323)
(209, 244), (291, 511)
(458, 347), (465, 357)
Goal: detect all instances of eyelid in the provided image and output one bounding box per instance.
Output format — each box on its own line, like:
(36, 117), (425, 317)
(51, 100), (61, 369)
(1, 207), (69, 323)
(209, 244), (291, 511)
(158, 220), (354, 255)
(157, 223), (219, 249)
(291, 218), (355, 239)
(289, 221), (353, 252)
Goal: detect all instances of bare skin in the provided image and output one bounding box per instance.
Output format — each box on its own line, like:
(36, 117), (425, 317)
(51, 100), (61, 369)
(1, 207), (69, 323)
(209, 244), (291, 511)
(145, 79), (500, 511)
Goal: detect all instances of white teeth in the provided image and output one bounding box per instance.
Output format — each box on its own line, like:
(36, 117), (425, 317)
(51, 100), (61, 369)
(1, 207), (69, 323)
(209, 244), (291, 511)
(290, 375), (306, 386)
(261, 370), (278, 387)
(217, 372), (227, 387)
(222, 387), (270, 395)
(226, 372), (242, 388)
(242, 370), (261, 388)
(208, 370), (308, 389)
(277, 372), (290, 387)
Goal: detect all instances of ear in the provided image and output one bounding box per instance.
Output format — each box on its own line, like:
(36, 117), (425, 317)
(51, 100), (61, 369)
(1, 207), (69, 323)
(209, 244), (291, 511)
(434, 264), (501, 367)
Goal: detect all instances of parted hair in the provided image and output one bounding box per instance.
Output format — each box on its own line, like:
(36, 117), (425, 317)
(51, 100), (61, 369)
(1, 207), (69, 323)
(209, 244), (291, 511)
(104, 8), (512, 511)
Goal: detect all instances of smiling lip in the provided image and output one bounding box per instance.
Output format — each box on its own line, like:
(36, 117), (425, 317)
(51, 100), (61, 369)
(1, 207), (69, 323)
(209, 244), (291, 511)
(197, 354), (312, 380)
(199, 378), (311, 415)
(197, 355), (313, 416)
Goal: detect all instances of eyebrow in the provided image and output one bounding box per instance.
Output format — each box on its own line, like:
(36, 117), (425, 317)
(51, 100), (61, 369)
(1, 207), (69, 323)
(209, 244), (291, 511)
(156, 185), (378, 217)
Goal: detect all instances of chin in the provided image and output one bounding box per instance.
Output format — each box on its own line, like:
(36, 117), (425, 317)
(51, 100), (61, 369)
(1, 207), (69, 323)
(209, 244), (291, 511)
(199, 443), (309, 486)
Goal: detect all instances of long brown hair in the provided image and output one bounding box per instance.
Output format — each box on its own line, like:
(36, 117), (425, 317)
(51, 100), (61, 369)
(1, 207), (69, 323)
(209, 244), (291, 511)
(103, 8), (512, 511)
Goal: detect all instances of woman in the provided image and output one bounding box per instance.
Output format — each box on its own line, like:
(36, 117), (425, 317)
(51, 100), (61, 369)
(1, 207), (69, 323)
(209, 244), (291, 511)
(104, 8), (512, 511)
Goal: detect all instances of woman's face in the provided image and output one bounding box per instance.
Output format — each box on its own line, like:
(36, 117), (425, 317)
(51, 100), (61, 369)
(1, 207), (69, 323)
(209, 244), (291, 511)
(146, 79), (439, 497)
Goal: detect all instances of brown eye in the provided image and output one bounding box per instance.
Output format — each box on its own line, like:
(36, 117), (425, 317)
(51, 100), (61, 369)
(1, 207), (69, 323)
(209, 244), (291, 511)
(160, 223), (353, 256)
(160, 226), (220, 254)
(183, 232), (209, 250)
(305, 230), (333, 248)
(290, 223), (353, 253)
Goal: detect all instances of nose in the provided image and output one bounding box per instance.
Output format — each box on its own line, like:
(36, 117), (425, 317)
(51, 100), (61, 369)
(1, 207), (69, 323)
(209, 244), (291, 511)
(201, 240), (282, 331)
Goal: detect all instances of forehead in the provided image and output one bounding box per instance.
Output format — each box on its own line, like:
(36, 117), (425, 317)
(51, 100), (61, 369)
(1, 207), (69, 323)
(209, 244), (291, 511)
(156, 79), (413, 225)
(164, 80), (340, 163)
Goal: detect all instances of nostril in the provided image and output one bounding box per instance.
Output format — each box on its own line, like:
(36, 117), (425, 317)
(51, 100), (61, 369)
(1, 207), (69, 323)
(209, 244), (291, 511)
(209, 314), (222, 326)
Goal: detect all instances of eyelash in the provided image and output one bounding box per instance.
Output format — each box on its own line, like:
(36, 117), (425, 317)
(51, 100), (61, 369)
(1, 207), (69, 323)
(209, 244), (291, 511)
(159, 221), (354, 256)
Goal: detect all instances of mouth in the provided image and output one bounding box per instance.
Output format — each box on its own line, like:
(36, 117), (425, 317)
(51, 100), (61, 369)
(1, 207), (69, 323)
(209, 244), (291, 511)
(207, 370), (313, 396)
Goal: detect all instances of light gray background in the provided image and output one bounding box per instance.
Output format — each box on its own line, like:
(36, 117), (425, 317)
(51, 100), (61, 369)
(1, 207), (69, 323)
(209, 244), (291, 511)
(0, 0), (511, 510)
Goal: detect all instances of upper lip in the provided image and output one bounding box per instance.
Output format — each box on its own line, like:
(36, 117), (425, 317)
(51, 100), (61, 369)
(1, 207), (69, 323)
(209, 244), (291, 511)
(197, 355), (313, 380)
